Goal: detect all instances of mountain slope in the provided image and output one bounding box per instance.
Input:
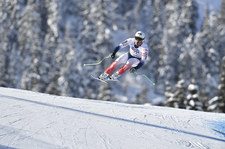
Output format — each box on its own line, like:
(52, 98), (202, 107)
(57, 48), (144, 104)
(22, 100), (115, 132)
(0, 87), (224, 149)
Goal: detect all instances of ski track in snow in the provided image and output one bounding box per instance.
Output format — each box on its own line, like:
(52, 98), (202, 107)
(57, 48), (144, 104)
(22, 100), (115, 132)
(0, 88), (225, 149)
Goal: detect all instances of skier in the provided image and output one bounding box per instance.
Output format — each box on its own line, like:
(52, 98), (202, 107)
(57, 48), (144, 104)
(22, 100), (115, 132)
(98, 31), (149, 81)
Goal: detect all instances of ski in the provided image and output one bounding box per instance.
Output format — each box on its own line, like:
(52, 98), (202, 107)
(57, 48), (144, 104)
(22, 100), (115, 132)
(90, 74), (120, 83)
(90, 74), (108, 83)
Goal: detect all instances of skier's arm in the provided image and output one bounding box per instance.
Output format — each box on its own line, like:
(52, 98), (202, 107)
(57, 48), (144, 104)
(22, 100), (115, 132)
(134, 48), (148, 70)
(112, 46), (121, 54)
(112, 39), (130, 54)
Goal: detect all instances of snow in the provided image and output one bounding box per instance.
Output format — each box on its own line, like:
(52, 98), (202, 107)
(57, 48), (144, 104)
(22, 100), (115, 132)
(187, 84), (198, 91)
(0, 87), (225, 149)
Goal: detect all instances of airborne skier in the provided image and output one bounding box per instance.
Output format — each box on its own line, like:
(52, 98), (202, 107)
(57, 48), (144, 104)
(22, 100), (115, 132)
(98, 31), (149, 81)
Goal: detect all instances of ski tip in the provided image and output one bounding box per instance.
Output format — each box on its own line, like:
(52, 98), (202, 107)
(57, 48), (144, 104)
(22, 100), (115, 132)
(90, 74), (108, 84)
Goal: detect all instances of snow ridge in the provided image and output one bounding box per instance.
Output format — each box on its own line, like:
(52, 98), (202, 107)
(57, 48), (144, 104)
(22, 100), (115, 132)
(0, 87), (225, 149)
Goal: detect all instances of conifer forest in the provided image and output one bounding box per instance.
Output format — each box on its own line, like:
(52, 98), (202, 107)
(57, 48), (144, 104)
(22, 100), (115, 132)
(1, 0), (225, 113)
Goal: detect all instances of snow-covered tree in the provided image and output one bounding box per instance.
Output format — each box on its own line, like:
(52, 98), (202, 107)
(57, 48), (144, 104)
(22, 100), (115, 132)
(208, 57), (225, 113)
(148, 0), (164, 93)
(180, 0), (198, 34)
(45, 74), (61, 95)
(75, 0), (115, 98)
(165, 81), (175, 107)
(40, 0), (60, 93)
(161, 0), (197, 86)
(208, 97), (221, 113)
(97, 84), (114, 102)
(218, 0), (225, 25)
(190, 8), (221, 98)
(173, 78), (186, 109)
(178, 34), (193, 81)
(186, 80), (202, 111)
(161, 0), (181, 84)
(218, 57), (225, 112)
(135, 85), (148, 104)
(0, 1), (10, 86)
(0, 0), (26, 87)
(205, 12), (220, 76)
(56, 23), (77, 97)
(125, 1), (153, 32)
(201, 4), (209, 31)
(18, 0), (44, 91)
(165, 77), (186, 109)
(217, 0), (225, 60)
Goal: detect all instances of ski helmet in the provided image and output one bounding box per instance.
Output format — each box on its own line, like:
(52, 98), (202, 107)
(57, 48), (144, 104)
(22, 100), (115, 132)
(135, 31), (145, 40)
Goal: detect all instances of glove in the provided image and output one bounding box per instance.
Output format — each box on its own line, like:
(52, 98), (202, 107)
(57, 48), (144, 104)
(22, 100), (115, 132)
(129, 67), (137, 73)
(111, 52), (116, 59)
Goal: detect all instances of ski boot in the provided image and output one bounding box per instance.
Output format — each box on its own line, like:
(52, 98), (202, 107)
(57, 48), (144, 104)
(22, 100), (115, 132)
(98, 72), (109, 81)
(109, 72), (120, 81)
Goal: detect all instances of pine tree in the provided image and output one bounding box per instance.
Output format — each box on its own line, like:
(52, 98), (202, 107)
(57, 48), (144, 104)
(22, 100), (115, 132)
(97, 84), (114, 102)
(186, 80), (203, 111)
(192, 8), (221, 98)
(40, 0), (60, 93)
(0, 1), (9, 87)
(149, 0), (164, 93)
(205, 13), (220, 76)
(208, 97), (220, 112)
(45, 74), (61, 95)
(18, 0), (44, 91)
(0, 20), (7, 86)
(217, 0), (225, 60)
(218, 57), (225, 112)
(218, 0), (225, 25)
(165, 81), (175, 107)
(178, 34), (193, 81)
(84, 89), (96, 100)
(161, 0), (181, 84)
(173, 78), (186, 109)
(209, 57), (225, 113)
(76, 0), (115, 98)
(165, 77), (186, 109)
(161, 0), (197, 85)
(180, 0), (198, 34)
(59, 23), (81, 97)
(0, 0), (25, 87)
(178, 0), (198, 82)
(201, 4), (209, 31)
(130, 1), (153, 31)
(135, 85), (148, 104)
(191, 33), (206, 89)
(203, 12), (220, 97)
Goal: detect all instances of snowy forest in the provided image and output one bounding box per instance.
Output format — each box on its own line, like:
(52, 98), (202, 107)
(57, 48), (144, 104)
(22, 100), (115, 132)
(0, 0), (225, 113)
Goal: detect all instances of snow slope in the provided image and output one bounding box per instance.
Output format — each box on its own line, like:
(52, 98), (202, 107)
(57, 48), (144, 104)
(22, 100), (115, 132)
(0, 87), (224, 149)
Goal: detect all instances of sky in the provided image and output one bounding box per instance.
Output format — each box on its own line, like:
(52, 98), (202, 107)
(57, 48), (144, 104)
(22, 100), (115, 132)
(0, 87), (224, 149)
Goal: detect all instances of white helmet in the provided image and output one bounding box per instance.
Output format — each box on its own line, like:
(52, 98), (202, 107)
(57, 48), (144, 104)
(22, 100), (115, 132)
(135, 31), (145, 40)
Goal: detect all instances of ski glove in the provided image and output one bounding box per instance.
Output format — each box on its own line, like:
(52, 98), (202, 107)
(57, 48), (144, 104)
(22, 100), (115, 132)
(129, 67), (137, 73)
(111, 46), (121, 59)
(111, 52), (116, 59)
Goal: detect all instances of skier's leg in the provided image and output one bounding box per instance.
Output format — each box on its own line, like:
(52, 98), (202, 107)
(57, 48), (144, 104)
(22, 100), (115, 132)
(99, 53), (128, 80)
(110, 58), (140, 80)
(105, 61), (119, 74)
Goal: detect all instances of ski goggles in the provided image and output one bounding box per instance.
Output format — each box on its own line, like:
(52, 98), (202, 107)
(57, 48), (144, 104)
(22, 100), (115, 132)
(135, 37), (144, 41)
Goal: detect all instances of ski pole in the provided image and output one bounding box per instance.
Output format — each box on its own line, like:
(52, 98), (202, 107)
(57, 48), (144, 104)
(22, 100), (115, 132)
(83, 55), (111, 67)
(135, 72), (155, 86)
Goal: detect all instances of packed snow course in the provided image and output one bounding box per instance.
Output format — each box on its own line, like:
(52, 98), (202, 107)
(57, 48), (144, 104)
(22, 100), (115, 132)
(0, 87), (224, 149)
